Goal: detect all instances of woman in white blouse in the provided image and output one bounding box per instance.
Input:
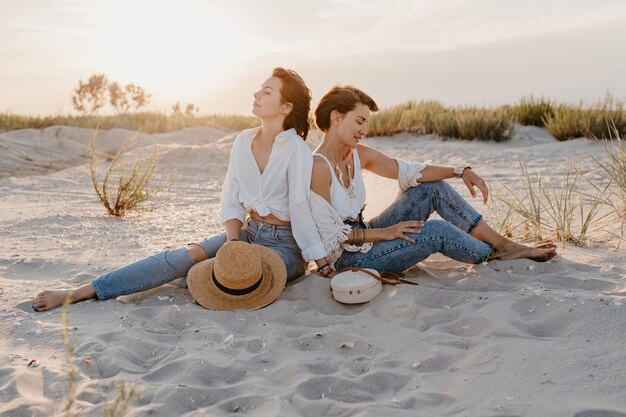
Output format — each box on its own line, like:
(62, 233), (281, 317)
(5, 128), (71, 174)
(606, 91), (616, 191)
(33, 68), (326, 311)
(309, 85), (557, 277)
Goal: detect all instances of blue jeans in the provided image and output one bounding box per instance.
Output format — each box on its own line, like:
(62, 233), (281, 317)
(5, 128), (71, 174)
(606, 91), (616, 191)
(91, 218), (307, 300)
(335, 181), (492, 274)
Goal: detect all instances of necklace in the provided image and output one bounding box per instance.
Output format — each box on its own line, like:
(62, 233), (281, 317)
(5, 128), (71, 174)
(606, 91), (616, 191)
(323, 152), (352, 189)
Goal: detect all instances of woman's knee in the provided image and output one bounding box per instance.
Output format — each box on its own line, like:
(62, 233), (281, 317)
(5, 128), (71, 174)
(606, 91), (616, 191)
(187, 243), (208, 263)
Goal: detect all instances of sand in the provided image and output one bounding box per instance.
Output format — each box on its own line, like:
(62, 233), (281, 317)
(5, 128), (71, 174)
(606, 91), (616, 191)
(1, 125), (625, 417)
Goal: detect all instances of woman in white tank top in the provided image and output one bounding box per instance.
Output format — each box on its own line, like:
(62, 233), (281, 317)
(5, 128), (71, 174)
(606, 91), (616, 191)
(309, 85), (557, 277)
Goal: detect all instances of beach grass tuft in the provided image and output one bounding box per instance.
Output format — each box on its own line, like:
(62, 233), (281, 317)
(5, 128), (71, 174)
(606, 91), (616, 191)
(488, 158), (619, 246)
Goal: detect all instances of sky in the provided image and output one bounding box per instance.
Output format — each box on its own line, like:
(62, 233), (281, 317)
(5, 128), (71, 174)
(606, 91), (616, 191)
(1, 0), (626, 115)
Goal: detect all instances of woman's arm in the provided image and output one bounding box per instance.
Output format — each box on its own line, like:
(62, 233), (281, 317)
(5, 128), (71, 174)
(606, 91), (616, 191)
(219, 138), (247, 237)
(224, 219), (243, 241)
(358, 144), (488, 203)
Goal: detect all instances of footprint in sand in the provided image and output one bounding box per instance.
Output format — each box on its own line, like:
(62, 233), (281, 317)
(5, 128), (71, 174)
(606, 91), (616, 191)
(438, 316), (496, 337)
(508, 296), (573, 338)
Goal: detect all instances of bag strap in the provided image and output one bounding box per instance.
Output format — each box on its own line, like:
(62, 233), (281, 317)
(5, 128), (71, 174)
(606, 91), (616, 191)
(338, 267), (418, 286)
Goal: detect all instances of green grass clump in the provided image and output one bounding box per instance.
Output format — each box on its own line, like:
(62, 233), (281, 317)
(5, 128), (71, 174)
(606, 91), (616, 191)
(513, 96), (555, 127)
(455, 108), (513, 142)
(369, 102), (512, 141)
(431, 111), (459, 139)
(544, 95), (626, 141)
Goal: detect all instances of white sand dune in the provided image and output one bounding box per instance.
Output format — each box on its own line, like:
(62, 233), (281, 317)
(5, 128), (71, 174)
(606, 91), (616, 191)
(1, 126), (625, 417)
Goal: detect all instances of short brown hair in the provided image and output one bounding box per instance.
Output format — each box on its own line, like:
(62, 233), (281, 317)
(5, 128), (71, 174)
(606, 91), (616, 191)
(314, 85), (378, 132)
(272, 67), (312, 140)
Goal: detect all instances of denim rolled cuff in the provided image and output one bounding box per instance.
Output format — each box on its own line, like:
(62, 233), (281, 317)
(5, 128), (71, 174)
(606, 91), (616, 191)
(467, 213), (483, 234)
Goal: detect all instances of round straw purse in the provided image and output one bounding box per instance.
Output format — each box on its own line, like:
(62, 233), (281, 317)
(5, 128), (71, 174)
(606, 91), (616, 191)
(331, 268), (382, 304)
(330, 267), (418, 304)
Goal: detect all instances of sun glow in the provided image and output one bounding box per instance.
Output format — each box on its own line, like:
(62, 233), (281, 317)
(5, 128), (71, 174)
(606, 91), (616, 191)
(85, 1), (255, 102)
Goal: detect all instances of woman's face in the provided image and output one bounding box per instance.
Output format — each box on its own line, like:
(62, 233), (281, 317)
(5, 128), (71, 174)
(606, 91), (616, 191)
(252, 76), (286, 119)
(334, 103), (369, 148)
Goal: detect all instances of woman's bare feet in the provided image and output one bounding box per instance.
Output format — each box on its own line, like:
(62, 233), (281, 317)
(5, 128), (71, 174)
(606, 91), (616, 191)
(32, 283), (97, 312)
(492, 241), (557, 262)
(32, 290), (72, 311)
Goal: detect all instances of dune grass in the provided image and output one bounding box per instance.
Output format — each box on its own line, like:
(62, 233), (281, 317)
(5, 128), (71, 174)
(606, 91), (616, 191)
(512, 96), (555, 127)
(0, 112), (259, 134)
(488, 158), (620, 246)
(3, 95), (625, 143)
(544, 95), (626, 141)
(367, 94), (626, 142)
(368, 101), (514, 141)
(595, 125), (626, 217)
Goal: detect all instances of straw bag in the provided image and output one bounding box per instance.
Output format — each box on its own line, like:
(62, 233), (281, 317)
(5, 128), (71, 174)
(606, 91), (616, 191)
(330, 267), (418, 304)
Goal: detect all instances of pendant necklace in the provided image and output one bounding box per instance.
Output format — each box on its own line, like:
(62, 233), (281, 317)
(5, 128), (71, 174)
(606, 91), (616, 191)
(327, 152), (353, 191)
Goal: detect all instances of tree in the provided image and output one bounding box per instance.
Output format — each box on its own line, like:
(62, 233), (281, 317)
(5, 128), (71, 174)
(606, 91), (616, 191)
(71, 74), (109, 115)
(185, 103), (198, 117)
(125, 84), (151, 111)
(108, 82), (131, 114)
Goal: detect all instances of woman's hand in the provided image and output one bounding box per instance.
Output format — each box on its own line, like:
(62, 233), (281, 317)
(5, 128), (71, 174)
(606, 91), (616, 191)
(462, 170), (489, 204)
(379, 221), (424, 243)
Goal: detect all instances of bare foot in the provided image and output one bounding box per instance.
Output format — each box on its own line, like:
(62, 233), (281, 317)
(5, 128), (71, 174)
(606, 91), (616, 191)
(532, 240), (557, 249)
(495, 242), (557, 262)
(32, 290), (72, 312)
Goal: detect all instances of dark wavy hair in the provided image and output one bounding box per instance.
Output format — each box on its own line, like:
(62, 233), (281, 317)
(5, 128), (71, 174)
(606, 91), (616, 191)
(314, 85), (378, 132)
(272, 67), (312, 140)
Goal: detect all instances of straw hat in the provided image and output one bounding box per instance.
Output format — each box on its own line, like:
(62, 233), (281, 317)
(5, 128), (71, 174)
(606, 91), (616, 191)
(187, 241), (287, 311)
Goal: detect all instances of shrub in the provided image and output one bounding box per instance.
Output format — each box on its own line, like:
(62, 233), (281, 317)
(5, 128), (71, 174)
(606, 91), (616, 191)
(89, 131), (168, 217)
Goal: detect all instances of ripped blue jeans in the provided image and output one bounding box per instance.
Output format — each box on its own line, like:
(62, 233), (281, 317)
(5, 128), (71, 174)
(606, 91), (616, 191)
(91, 218), (306, 300)
(335, 181), (492, 274)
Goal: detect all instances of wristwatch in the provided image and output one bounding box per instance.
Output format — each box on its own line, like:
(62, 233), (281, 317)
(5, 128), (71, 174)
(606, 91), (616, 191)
(453, 165), (471, 178)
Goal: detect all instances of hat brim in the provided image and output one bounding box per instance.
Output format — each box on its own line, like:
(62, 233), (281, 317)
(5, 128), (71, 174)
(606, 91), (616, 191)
(187, 244), (287, 311)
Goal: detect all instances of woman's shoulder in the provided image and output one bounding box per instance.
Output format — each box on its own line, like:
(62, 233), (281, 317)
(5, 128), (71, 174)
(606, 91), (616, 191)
(277, 128), (312, 153)
(235, 126), (260, 139)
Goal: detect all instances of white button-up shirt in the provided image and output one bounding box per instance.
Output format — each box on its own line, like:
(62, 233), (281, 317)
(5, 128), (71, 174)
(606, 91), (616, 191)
(220, 127), (326, 261)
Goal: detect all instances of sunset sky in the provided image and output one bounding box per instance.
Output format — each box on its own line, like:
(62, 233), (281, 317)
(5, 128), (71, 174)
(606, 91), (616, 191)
(1, 0), (626, 115)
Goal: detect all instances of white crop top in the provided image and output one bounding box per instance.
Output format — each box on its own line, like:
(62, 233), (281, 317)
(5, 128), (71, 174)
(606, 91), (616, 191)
(312, 151), (366, 222)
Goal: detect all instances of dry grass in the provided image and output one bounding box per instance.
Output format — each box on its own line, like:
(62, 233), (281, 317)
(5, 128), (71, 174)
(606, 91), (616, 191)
(544, 95), (626, 141)
(0, 112), (259, 134)
(57, 296), (141, 417)
(368, 103), (513, 141)
(513, 96), (555, 127)
(489, 158), (619, 246)
(90, 131), (170, 217)
(595, 125), (626, 215)
(59, 296), (78, 417)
